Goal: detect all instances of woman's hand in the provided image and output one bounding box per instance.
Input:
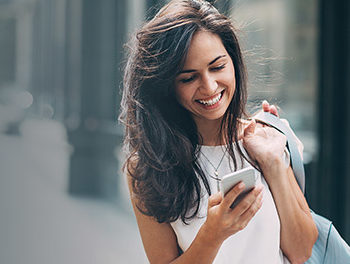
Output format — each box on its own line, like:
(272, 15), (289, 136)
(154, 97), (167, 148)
(259, 100), (304, 160)
(199, 183), (264, 246)
(242, 120), (287, 170)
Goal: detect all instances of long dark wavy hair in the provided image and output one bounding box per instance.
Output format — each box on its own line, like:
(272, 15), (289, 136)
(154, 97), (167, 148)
(119, 0), (248, 224)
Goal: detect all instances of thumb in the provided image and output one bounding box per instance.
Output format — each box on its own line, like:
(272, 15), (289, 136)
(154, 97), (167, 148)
(208, 192), (223, 208)
(244, 119), (256, 137)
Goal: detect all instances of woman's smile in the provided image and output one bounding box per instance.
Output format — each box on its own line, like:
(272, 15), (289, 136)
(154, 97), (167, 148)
(174, 30), (236, 127)
(196, 90), (225, 109)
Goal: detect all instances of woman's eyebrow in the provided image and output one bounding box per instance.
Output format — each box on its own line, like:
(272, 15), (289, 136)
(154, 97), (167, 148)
(208, 55), (226, 65)
(178, 69), (196, 74)
(177, 55), (227, 75)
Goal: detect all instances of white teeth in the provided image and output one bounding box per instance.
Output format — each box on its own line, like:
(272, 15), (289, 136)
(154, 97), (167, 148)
(198, 92), (222, 106)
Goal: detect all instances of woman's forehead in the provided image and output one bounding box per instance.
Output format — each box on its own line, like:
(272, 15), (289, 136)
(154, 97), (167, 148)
(182, 30), (228, 68)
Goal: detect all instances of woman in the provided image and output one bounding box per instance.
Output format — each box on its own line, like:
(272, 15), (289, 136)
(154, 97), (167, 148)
(119, 0), (318, 263)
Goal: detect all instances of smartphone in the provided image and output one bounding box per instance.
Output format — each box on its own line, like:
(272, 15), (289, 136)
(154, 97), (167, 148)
(220, 167), (258, 208)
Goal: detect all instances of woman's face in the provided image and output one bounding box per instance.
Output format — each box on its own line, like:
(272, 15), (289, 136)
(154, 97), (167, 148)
(174, 30), (236, 128)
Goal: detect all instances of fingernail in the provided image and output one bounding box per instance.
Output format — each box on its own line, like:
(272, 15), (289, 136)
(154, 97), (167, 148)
(238, 182), (245, 189)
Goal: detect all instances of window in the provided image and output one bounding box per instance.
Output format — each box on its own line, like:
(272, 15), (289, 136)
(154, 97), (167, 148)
(231, 0), (318, 162)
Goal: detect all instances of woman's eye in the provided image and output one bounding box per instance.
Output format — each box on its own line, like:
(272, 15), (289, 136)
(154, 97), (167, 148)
(180, 76), (195, 83)
(211, 64), (226, 71)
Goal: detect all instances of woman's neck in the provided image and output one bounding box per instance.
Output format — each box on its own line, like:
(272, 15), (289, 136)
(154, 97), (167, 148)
(195, 118), (224, 146)
(196, 118), (247, 146)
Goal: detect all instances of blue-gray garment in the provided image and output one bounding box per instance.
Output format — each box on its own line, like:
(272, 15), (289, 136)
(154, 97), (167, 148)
(306, 212), (350, 263)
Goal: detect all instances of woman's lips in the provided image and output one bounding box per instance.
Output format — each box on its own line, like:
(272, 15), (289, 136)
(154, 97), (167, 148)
(196, 90), (225, 109)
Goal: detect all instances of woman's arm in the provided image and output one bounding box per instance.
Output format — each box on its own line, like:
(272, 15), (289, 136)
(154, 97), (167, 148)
(127, 174), (263, 264)
(260, 157), (318, 264)
(130, 192), (222, 264)
(243, 121), (318, 264)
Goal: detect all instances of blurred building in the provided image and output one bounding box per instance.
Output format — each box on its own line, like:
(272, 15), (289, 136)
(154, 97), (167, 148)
(0, 0), (349, 263)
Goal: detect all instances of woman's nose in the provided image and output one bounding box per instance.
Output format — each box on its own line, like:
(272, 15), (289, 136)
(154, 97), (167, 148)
(199, 73), (218, 95)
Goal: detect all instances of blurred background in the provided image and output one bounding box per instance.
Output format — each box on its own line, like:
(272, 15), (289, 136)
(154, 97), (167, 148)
(0, 0), (349, 263)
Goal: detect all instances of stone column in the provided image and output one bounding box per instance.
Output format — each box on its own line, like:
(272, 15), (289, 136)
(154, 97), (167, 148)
(65, 0), (126, 202)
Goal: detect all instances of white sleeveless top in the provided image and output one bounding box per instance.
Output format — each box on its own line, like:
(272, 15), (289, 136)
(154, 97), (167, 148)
(170, 142), (290, 264)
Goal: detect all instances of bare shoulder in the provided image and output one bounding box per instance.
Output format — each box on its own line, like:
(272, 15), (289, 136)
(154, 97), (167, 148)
(125, 155), (180, 263)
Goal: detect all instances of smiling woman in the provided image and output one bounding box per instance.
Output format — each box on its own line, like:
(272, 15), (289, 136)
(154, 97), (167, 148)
(119, 0), (318, 263)
(174, 31), (236, 140)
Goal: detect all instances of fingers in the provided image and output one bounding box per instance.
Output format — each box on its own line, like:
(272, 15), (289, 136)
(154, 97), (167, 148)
(262, 100), (270, 112)
(261, 100), (279, 117)
(220, 182), (245, 210)
(244, 119), (256, 137)
(208, 184), (264, 236)
(236, 189), (264, 227)
(231, 185), (264, 217)
(270, 105), (279, 117)
(208, 192), (223, 208)
(220, 185), (264, 233)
